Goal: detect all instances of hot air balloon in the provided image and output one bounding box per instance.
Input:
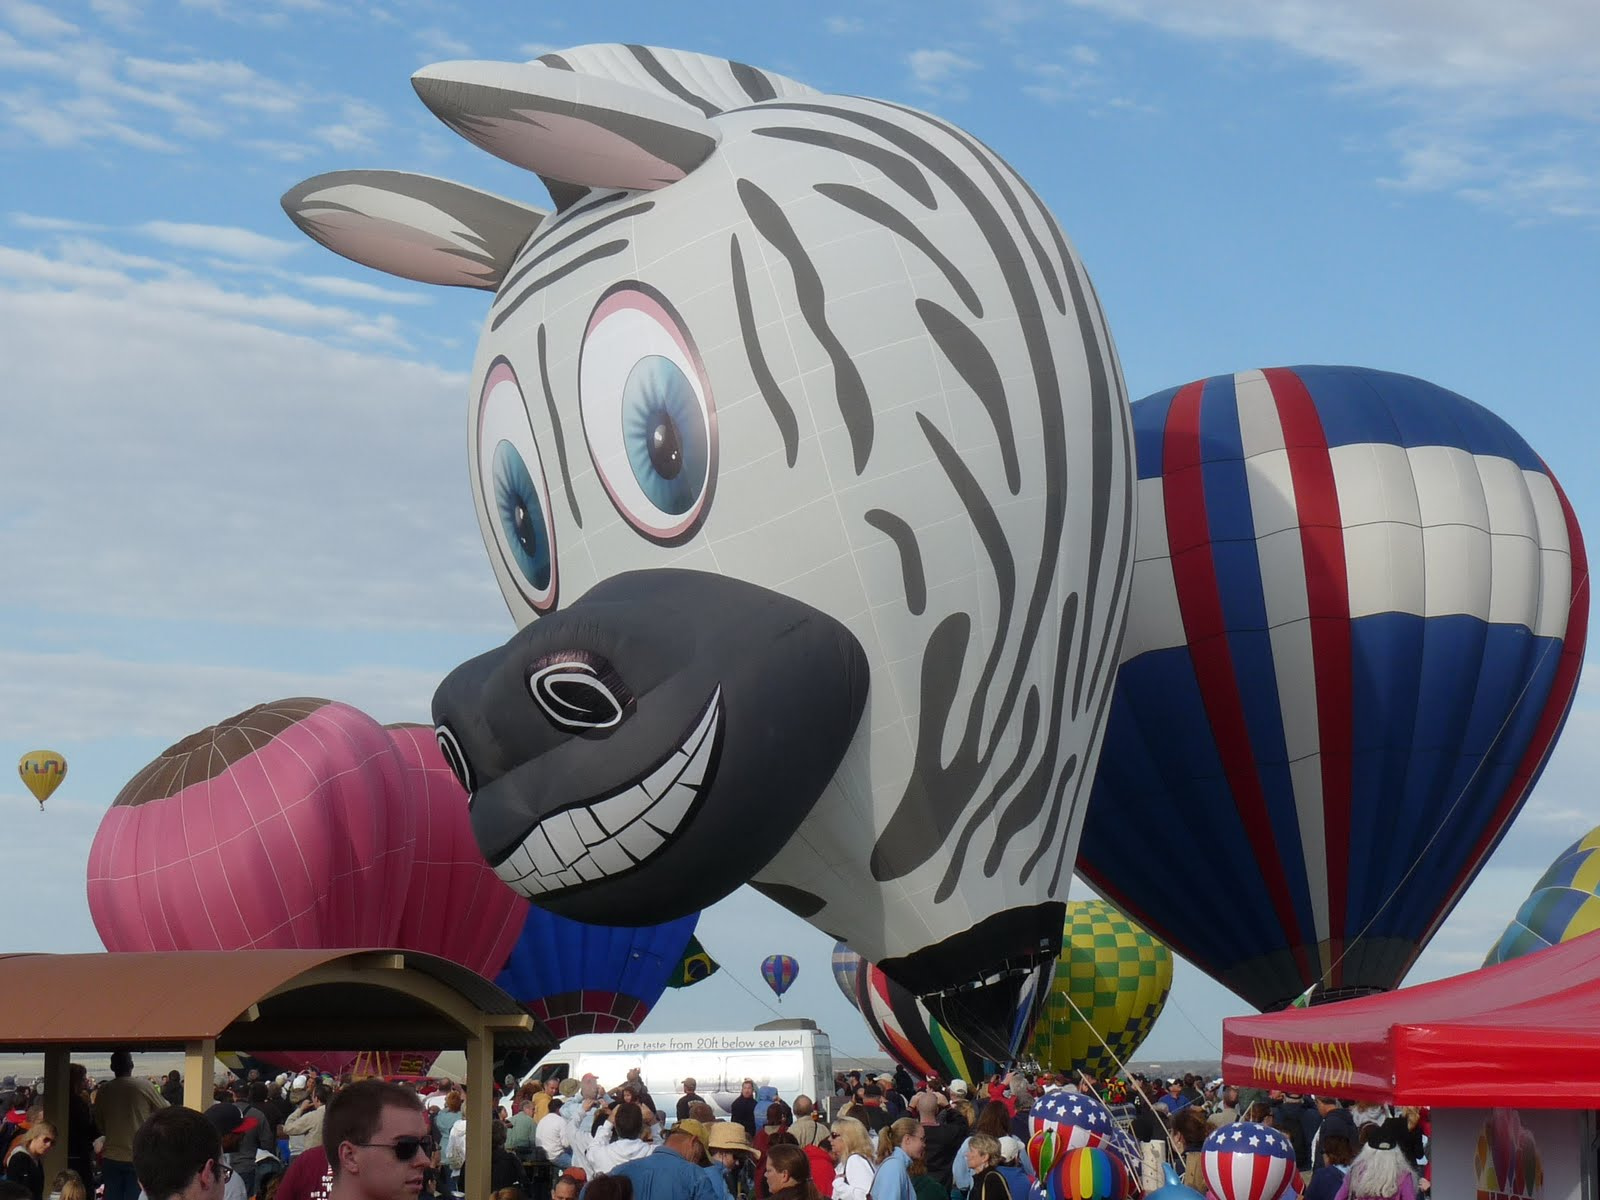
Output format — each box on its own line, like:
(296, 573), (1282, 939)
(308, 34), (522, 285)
(1079, 366), (1588, 1012)
(851, 952), (978, 1082)
(85, 698), (530, 1077)
(18, 750), (66, 810)
(287, 44), (1136, 1061)
(1030, 901), (1173, 1079)
(1050, 1147), (1129, 1200)
(497, 908), (698, 1037)
(1203, 1124), (1297, 1200)
(1485, 826), (1600, 965)
(761, 954), (798, 1000)
(832, 941), (862, 1009)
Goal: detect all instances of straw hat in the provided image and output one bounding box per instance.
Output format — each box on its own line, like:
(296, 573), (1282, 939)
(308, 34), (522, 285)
(708, 1122), (754, 1154)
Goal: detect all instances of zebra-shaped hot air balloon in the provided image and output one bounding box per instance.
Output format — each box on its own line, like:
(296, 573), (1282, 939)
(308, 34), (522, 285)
(280, 44), (1135, 1060)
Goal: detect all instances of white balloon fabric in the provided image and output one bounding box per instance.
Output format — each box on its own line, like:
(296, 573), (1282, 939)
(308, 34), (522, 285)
(283, 43), (1135, 1059)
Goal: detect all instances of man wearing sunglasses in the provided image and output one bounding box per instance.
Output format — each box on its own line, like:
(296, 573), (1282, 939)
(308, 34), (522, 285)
(325, 1081), (433, 1200)
(131, 1106), (244, 1200)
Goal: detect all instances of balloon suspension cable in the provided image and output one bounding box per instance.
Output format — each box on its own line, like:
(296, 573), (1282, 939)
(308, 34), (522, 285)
(1302, 569), (1591, 1005)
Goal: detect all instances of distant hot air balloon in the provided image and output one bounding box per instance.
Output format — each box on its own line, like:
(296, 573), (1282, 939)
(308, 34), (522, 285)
(1485, 826), (1600, 965)
(18, 750), (66, 810)
(1030, 900), (1172, 1079)
(86, 698), (530, 1078)
(1079, 367), (1588, 1011)
(761, 953), (798, 1000)
(853, 955), (977, 1082)
(497, 908), (699, 1036)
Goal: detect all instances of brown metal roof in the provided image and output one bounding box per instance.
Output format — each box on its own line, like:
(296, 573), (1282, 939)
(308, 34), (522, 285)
(0, 949), (550, 1053)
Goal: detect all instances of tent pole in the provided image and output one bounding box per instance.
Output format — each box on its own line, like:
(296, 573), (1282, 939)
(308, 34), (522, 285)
(183, 1039), (216, 1110)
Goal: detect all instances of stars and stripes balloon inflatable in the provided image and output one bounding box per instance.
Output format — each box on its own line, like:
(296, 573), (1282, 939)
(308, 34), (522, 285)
(1078, 366), (1588, 1012)
(1202, 1123), (1296, 1200)
(1031, 1089), (1118, 1146)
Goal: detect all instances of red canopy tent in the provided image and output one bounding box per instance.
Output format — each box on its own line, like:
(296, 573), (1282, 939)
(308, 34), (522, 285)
(1222, 929), (1600, 1107)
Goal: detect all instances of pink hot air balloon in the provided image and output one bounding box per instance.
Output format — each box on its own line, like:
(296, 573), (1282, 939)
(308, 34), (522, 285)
(87, 699), (529, 1076)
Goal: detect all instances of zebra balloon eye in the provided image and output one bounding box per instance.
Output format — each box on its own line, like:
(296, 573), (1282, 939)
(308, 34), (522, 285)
(579, 282), (717, 544)
(477, 357), (558, 612)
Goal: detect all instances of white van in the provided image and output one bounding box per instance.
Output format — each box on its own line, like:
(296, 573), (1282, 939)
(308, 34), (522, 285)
(519, 1026), (834, 1120)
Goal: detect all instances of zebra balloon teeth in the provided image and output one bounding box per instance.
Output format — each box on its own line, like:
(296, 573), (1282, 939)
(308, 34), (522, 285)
(282, 45), (1135, 1060)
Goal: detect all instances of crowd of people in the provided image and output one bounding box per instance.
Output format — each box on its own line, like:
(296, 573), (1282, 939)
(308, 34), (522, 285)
(0, 1058), (1433, 1200)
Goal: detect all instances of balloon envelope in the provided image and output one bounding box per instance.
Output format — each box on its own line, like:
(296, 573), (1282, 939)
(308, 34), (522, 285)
(1485, 826), (1600, 965)
(1079, 367), (1588, 1010)
(1203, 1123), (1296, 1200)
(761, 953), (798, 998)
(1029, 900), (1172, 1079)
(496, 907), (699, 1038)
(18, 750), (66, 808)
(832, 941), (862, 1009)
(852, 952), (977, 1082)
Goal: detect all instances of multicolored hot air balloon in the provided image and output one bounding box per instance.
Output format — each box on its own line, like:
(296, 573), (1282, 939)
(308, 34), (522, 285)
(761, 953), (798, 1000)
(1030, 900), (1172, 1079)
(1080, 367), (1588, 1012)
(18, 750), (66, 810)
(850, 950), (977, 1082)
(832, 941), (862, 1008)
(1485, 826), (1600, 965)
(1050, 1146), (1129, 1200)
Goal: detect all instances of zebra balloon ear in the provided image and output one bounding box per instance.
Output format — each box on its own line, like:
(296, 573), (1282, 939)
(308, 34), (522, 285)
(281, 170), (547, 290)
(412, 59), (720, 193)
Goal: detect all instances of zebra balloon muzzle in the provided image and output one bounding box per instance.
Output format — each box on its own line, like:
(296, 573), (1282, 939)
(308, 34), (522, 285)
(432, 568), (869, 925)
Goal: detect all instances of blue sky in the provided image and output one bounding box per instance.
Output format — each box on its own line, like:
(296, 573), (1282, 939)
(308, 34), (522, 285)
(4, 0), (1599, 1065)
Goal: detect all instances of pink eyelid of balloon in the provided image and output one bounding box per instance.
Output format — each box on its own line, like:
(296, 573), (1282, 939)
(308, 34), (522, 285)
(585, 288), (710, 390)
(477, 355), (558, 613)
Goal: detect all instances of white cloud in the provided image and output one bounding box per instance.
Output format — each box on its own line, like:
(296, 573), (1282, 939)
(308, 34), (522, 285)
(316, 98), (386, 152)
(0, 246), (508, 635)
(1, 0), (78, 39)
(824, 16), (865, 35)
(1064, 0), (1600, 219)
(907, 48), (981, 92)
(88, 0), (142, 28)
(138, 220), (303, 262)
(10, 212), (107, 232)
(415, 27), (472, 60)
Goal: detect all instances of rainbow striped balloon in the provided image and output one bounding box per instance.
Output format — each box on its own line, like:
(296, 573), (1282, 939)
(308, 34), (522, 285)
(1050, 1146), (1126, 1200)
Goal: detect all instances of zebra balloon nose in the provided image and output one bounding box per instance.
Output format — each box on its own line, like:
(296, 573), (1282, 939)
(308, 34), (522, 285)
(526, 653), (634, 733)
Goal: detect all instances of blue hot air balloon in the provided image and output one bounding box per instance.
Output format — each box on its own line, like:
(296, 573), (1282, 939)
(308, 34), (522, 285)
(1486, 826), (1600, 965)
(761, 953), (799, 1000)
(496, 907), (699, 1038)
(831, 941), (862, 1009)
(1078, 366), (1589, 1011)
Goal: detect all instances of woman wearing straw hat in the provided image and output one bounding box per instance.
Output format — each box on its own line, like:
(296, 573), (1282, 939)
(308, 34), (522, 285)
(709, 1123), (756, 1198)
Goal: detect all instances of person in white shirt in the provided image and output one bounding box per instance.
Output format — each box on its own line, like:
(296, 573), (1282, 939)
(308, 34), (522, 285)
(578, 1103), (655, 1176)
(536, 1101), (572, 1169)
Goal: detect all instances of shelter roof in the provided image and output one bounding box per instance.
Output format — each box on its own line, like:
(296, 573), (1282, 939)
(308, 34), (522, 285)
(1222, 929), (1600, 1107)
(0, 949), (546, 1053)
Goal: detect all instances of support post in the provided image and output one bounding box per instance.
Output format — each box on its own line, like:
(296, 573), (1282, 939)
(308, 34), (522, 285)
(183, 1039), (216, 1111)
(464, 1030), (495, 1200)
(41, 1047), (70, 1185)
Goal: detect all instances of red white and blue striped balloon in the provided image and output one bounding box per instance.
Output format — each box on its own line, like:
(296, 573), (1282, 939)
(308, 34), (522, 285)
(1031, 1088), (1117, 1148)
(1079, 366), (1588, 1012)
(1202, 1123), (1296, 1200)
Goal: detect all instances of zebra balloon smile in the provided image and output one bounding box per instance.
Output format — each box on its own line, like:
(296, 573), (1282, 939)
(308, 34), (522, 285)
(283, 44), (1134, 1058)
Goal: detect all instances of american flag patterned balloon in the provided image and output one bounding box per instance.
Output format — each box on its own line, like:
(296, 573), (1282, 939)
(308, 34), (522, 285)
(1203, 1123), (1297, 1200)
(1031, 1089), (1118, 1150)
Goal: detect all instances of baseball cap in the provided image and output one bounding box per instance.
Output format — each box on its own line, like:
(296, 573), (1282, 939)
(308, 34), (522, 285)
(948, 1079), (969, 1097)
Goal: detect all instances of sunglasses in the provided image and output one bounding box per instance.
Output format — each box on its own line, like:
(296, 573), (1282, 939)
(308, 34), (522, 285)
(354, 1137), (436, 1161)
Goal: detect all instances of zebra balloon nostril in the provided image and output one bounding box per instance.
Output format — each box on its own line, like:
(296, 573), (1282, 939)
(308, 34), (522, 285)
(526, 652), (634, 733)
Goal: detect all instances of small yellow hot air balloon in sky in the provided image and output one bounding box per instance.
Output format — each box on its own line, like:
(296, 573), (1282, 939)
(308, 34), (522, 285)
(18, 751), (67, 810)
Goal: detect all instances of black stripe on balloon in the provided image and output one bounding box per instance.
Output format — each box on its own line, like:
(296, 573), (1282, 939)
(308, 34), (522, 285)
(729, 233), (800, 468)
(538, 190), (631, 238)
(499, 200), (654, 304)
(917, 298), (1019, 492)
(491, 240), (628, 331)
(753, 126), (936, 209)
(917, 411), (1015, 623)
(760, 100), (1079, 886)
(1008, 603), (1082, 880)
(536, 323), (582, 529)
(815, 182), (982, 318)
(627, 44), (721, 116)
(731, 60), (778, 102)
(934, 685), (1041, 904)
(750, 881), (827, 918)
(864, 510), (927, 616)
(737, 177), (874, 475)
(536, 53), (574, 70)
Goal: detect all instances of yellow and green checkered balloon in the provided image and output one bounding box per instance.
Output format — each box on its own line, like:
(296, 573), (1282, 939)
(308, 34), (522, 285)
(1485, 826), (1600, 966)
(1029, 899), (1172, 1077)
